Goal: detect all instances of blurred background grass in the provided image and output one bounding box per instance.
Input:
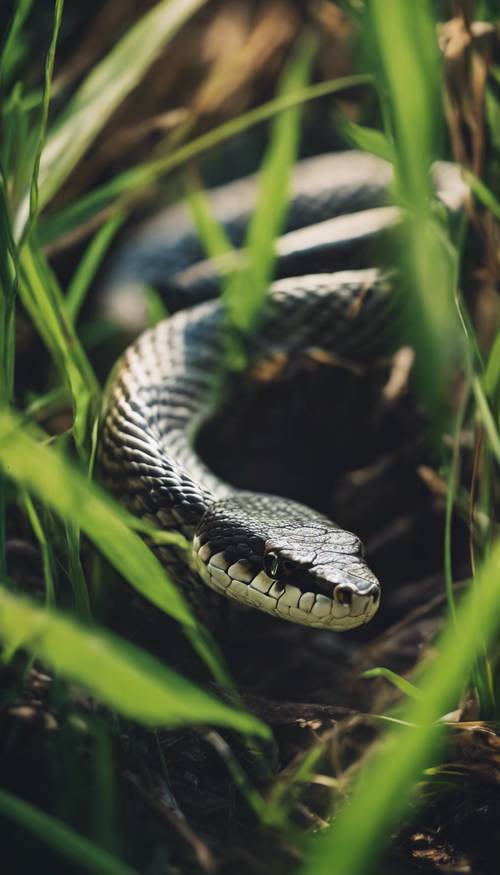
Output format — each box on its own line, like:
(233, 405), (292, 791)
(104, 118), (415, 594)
(0, 1), (499, 873)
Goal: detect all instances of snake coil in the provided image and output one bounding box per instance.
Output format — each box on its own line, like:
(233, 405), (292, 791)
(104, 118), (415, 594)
(99, 152), (467, 630)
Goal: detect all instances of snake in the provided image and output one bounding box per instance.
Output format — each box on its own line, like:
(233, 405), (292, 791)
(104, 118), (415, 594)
(99, 151), (467, 631)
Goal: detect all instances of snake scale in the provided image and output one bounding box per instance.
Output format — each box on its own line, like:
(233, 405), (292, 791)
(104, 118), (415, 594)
(99, 151), (467, 630)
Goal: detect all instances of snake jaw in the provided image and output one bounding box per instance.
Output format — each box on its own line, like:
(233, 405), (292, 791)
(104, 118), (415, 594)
(192, 521), (381, 630)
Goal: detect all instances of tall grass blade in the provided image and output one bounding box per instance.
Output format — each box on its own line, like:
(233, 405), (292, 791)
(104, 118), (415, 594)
(66, 212), (125, 323)
(0, 586), (268, 736)
(39, 75), (372, 247)
(15, 0), (208, 237)
(24, 0), (64, 239)
(19, 243), (99, 454)
(0, 409), (192, 625)
(22, 492), (57, 606)
(0, 0), (34, 88)
(301, 539), (500, 875)
(338, 116), (394, 162)
(0, 409), (236, 687)
(366, 0), (461, 422)
(224, 35), (315, 337)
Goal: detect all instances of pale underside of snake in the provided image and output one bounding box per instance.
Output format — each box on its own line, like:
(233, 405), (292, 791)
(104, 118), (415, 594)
(99, 151), (467, 631)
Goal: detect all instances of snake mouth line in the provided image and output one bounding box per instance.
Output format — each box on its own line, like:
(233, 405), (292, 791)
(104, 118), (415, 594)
(193, 538), (379, 630)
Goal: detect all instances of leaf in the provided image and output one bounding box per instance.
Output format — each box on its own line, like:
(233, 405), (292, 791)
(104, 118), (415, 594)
(366, 0), (462, 428)
(0, 0), (35, 88)
(19, 242), (99, 453)
(24, 0), (64, 238)
(14, 0), (208, 237)
(66, 212), (125, 323)
(0, 409), (193, 628)
(0, 409), (236, 688)
(301, 539), (500, 875)
(361, 667), (423, 700)
(39, 74), (373, 247)
(0, 586), (268, 736)
(464, 168), (500, 220)
(338, 116), (394, 163)
(237, 34), (317, 327)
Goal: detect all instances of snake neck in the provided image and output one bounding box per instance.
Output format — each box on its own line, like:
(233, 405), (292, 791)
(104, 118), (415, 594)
(100, 301), (232, 540)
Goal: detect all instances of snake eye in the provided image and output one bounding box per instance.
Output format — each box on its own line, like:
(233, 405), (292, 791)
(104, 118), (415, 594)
(264, 551), (280, 578)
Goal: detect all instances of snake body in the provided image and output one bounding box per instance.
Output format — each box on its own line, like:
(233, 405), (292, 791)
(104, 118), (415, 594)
(100, 152), (467, 630)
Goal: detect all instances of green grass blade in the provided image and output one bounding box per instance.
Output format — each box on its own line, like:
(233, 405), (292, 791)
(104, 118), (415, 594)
(444, 397), (469, 629)
(0, 172), (18, 403)
(366, 0), (461, 422)
(19, 242), (100, 454)
(0, 409), (193, 627)
(361, 667), (423, 701)
(66, 212), (125, 323)
(0, 409), (237, 688)
(64, 519), (92, 620)
(24, 0), (64, 239)
(368, 1), (438, 210)
(463, 169), (500, 220)
(227, 35), (315, 334)
(0, 173), (19, 579)
(184, 172), (234, 260)
(484, 331), (500, 399)
(338, 116), (394, 162)
(39, 74), (372, 247)
(301, 539), (500, 875)
(0, 787), (137, 875)
(22, 492), (57, 606)
(472, 375), (500, 465)
(14, 0), (208, 236)
(0, 0), (34, 88)
(0, 586), (268, 736)
(185, 35), (315, 366)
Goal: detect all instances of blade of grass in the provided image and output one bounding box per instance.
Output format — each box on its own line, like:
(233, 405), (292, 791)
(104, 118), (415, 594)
(301, 539), (500, 875)
(19, 242), (99, 455)
(0, 174), (19, 579)
(361, 667), (423, 701)
(14, 0), (208, 237)
(0, 174), (18, 404)
(444, 392), (469, 629)
(484, 331), (500, 400)
(338, 116), (394, 162)
(0, 0), (35, 88)
(366, 0), (462, 423)
(226, 34), (316, 336)
(0, 410), (190, 624)
(184, 171), (233, 260)
(463, 168), (500, 220)
(0, 411), (236, 690)
(64, 519), (92, 620)
(0, 787), (137, 875)
(22, 492), (57, 606)
(185, 35), (316, 367)
(39, 74), (373, 247)
(66, 211), (125, 323)
(472, 375), (500, 465)
(23, 0), (64, 241)
(0, 586), (268, 736)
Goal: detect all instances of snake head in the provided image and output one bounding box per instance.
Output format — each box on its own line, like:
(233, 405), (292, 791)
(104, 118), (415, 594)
(192, 494), (380, 630)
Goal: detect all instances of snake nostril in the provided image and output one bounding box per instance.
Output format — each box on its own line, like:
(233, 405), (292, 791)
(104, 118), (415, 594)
(370, 586), (380, 604)
(334, 585), (353, 607)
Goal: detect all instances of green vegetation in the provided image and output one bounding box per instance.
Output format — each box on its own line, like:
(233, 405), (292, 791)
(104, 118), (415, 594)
(0, 1), (499, 873)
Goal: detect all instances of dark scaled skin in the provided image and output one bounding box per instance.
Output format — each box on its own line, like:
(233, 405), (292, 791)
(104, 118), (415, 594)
(99, 152), (467, 629)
